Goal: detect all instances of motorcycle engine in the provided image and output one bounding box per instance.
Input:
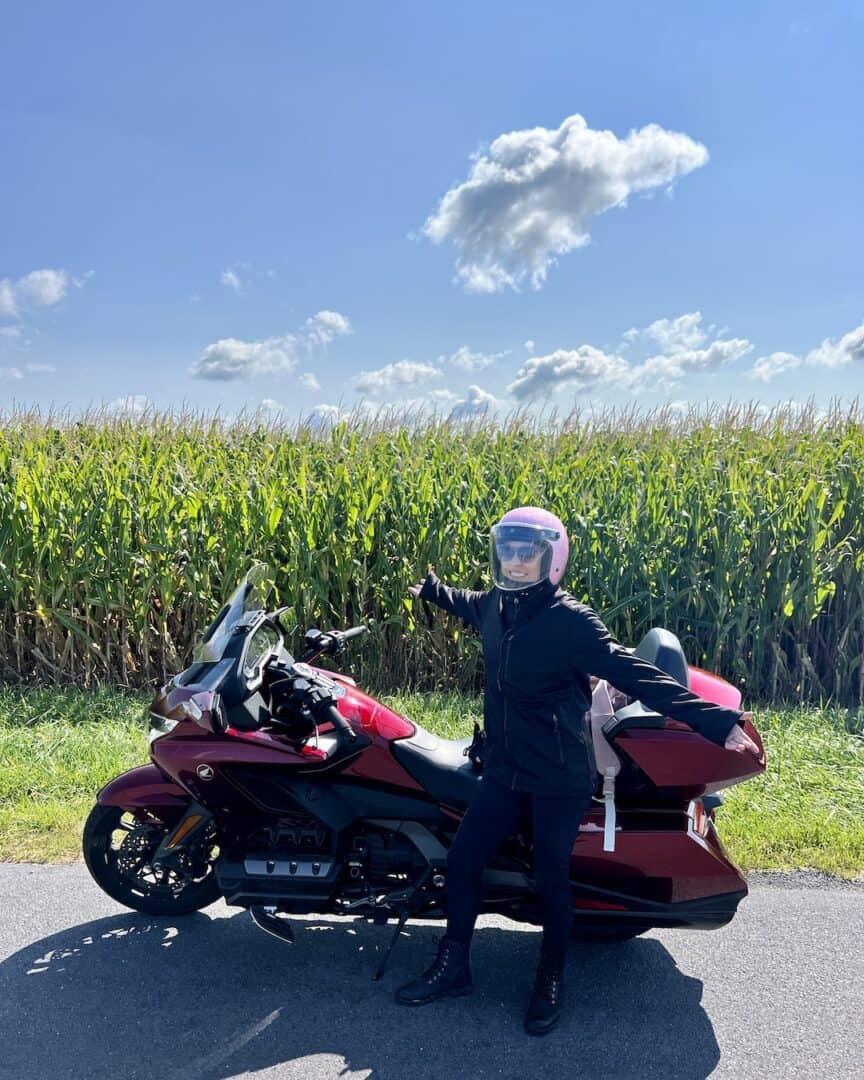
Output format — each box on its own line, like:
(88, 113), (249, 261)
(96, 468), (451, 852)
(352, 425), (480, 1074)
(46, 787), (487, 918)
(246, 813), (329, 853)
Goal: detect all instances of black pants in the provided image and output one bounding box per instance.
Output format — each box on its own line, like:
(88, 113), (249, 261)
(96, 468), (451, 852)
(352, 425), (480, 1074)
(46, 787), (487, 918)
(445, 775), (591, 971)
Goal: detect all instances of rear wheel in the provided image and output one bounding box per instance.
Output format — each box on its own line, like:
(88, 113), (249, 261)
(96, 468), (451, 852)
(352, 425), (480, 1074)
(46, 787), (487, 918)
(83, 803), (221, 915)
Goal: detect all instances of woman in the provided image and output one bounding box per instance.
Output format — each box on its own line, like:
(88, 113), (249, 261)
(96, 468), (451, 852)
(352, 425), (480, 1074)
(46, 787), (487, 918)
(396, 506), (759, 1035)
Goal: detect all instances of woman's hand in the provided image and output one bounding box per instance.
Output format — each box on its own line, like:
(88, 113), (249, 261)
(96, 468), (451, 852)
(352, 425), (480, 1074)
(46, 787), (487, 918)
(724, 713), (760, 755)
(408, 582), (424, 599)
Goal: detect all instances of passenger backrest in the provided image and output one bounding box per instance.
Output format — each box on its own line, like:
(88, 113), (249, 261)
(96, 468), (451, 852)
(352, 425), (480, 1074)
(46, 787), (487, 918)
(589, 680), (622, 779)
(632, 627), (690, 687)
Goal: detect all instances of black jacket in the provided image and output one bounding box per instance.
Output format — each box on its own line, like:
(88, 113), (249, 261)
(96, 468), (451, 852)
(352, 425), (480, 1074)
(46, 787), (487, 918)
(420, 571), (744, 796)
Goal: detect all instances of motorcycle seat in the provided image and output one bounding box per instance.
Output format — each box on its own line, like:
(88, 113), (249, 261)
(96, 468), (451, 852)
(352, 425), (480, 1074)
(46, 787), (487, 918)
(391, 725), (480, 810)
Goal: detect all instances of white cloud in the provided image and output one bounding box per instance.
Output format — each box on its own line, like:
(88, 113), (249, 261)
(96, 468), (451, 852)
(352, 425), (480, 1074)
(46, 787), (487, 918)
(373, 389), (460, 415)
(305, 310), (352, 346)
(253, 398), (290, 420)
(301, 403), (346, 430)
(220, 269), (244, 293)
(523, 340), (535, 353)
(354, 360), (442, 397)
(0, 267), (73, 317)
(0, 326), (34, 352)
(0, 366), (23, 381)
(0, 280), (17, 317)
(456, 264), (518, 294)
(506, 312), (753, 399)
(429, 388), (460, 404)
(192, 308), (351, 381)
(508, 345), (630, 400)
(15, 269), (68, 307)
(25, 362), (56, 374)
(640, 312), (708, 353)
(191, 335), (299, 380)
(743, 320), (863, 383)
(298, 371), (321, 391)
(752, 399), (826, 422)
(449, 384), (499, 420)
(615, 311), (750, 388)
(627, 336), (752, 388)
(748, 351), (802, 383)
(805, 321), (864, 369)
(441, 344), (505, 371)
(422, 113), (708, 292)
(107, 395), (151, 416)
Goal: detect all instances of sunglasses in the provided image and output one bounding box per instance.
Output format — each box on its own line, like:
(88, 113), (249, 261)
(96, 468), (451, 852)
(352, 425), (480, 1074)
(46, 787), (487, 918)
(497, 541), (542, 562)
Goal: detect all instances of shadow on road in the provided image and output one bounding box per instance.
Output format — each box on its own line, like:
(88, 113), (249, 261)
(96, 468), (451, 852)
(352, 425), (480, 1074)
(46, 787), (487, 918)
(0, 909), (720, 1079)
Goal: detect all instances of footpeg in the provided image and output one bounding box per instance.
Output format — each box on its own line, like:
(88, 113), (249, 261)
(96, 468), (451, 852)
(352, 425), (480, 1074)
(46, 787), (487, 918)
(250, 906), (295, 944)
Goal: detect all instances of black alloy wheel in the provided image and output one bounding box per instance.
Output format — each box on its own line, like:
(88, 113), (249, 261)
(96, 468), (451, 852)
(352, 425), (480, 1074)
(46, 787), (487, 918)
(82, 803), (221, 915)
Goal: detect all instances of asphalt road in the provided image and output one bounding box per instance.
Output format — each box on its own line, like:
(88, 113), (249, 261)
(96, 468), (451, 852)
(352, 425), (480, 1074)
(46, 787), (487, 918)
(0, 865), (861, 1080)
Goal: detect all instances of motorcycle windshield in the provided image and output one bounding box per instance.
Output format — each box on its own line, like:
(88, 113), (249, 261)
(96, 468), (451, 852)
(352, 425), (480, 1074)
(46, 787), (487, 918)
(192, 563), (273, 663)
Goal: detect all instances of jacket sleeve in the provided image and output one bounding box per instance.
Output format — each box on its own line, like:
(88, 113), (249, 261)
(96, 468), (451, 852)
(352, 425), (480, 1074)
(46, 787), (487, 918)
(419, 571), (489, 631)
(571, 605), (743, 747)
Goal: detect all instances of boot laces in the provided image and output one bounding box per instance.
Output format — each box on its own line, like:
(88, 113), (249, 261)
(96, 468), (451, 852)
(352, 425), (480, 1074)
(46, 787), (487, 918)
(425, 940), (461, 983)
(535, 967), (562, 1004)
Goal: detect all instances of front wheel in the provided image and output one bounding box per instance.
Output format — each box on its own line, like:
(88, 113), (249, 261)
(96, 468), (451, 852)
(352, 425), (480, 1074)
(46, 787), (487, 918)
(83, 803), (221, 915)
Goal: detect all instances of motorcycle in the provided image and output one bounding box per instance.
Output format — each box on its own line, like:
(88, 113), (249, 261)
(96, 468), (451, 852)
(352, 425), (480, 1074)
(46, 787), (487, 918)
(84, 564), (766, 975)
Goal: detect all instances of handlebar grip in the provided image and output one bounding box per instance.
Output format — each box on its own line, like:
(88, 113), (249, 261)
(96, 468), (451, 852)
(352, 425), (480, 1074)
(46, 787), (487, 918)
(320, 703), (358, 741)
(339, 625), (368, 642)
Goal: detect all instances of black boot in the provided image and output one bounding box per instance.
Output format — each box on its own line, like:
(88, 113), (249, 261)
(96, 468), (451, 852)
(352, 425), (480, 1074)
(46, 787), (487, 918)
(394, 937), (473, 1006)
(524, 959), (563, 1036)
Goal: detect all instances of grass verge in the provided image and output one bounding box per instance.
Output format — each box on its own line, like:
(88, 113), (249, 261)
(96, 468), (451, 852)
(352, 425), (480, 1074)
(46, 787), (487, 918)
(1, 687), (861, 878)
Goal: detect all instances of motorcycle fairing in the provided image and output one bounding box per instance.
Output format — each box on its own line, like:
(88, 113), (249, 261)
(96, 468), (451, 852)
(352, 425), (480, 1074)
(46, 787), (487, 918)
(609, 724), (764, 792)
(97, 764), (188, 810)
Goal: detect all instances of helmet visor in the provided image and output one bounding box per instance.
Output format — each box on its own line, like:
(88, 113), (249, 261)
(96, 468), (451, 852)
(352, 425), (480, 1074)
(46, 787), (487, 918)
(490, 523), (559, 591)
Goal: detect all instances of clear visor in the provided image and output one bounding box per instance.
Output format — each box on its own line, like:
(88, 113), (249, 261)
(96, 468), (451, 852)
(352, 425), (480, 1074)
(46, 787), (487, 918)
(490, 523), (558, 591)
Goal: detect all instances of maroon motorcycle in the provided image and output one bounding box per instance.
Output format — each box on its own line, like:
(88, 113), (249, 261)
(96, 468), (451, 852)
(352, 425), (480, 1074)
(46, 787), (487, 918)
(84, 565), (765, 973)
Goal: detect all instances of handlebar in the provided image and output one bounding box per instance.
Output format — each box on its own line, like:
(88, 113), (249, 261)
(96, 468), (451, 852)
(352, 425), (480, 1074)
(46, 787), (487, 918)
(267, 656), (370, 752)
(298, 624), (369, 663)
(319, 702), (361, 742)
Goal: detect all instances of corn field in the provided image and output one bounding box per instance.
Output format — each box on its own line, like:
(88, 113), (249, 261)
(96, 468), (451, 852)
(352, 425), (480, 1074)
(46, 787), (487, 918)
(2, 399), (864, 706)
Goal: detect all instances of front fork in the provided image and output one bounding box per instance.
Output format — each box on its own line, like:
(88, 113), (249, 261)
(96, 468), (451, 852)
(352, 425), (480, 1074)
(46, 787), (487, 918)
(151, 801), (214, 876)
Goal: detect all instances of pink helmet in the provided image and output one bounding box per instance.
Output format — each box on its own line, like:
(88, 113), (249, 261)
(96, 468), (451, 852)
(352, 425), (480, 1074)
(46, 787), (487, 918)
(490, 506), (569, 591)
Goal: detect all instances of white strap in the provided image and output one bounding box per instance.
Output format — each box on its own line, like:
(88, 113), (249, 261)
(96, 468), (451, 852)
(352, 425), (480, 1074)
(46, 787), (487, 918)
(602, 767), (617, 852)
(590, 681), (622, 854)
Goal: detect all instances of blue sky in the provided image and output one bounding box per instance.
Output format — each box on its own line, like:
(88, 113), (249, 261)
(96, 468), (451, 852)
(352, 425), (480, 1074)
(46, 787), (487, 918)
(1, 1), (862, 423)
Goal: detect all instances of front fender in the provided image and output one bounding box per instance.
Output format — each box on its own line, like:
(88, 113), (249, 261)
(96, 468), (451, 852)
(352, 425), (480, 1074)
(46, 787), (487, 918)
(97, 764), (189, 809)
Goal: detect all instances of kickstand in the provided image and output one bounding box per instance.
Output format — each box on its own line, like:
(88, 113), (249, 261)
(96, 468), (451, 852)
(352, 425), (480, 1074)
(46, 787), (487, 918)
(372, 909), (409, 981)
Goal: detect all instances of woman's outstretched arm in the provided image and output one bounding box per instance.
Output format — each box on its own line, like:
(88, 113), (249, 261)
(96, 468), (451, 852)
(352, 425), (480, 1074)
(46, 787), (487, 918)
(570, 601), (758, 753)
(409, 570), (490, 630)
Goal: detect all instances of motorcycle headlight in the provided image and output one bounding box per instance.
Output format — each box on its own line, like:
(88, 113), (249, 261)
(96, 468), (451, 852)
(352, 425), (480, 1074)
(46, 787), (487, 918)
(148, 712), (179, 745)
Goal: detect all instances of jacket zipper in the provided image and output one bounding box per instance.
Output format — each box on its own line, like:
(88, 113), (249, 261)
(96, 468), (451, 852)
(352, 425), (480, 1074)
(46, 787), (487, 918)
(498, 597), (518, 786)
(497, 597), (518, 689)
(552, 712), (565, 766)
(501, 637), (514, 754)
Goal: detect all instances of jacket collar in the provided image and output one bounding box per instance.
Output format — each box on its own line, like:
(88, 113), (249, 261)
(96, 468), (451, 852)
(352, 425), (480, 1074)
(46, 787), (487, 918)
(496, 579), (558, 620)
